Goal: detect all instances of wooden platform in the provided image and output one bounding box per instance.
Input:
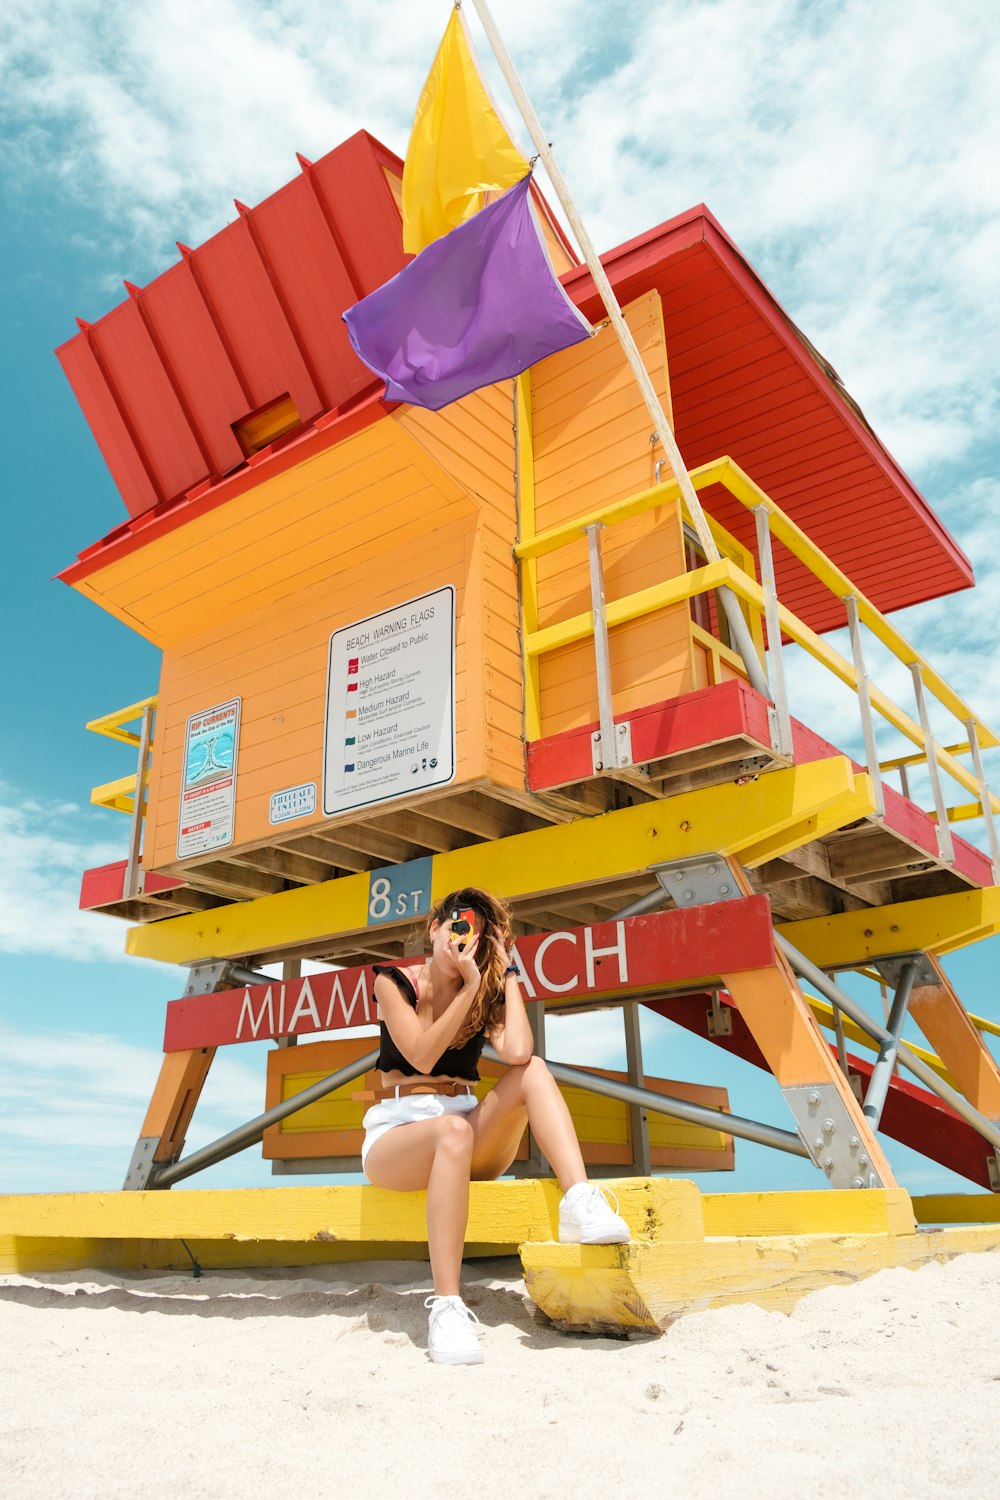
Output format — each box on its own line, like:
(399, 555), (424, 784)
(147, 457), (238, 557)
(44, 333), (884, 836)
(4, 1182), (998, 1332)
(82, 681), (994, 965)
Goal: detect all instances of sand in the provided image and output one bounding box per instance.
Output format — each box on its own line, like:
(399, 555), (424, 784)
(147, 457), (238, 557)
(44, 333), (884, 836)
(2, 1252), (999, 1500)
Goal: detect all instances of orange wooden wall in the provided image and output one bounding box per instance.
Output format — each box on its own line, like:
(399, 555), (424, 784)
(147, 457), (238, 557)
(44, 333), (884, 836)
(80, 287), (758, 876)
(530, 292), (693, 738)
(139, 385), (520, 873)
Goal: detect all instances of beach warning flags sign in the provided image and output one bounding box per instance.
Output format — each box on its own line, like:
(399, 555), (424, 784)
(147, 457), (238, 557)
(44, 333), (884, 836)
(401, 8), (529, 253)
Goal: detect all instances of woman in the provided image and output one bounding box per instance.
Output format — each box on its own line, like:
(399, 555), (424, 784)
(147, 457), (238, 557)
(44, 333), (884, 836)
(364, 886), (630, 1365)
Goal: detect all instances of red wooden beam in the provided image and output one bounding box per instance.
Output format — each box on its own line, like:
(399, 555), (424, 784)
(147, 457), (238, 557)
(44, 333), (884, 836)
(163, 898), (776, 1051)
(80, 861), (185, 910)
(526, 677), (772, 791)
(645, 992), (999, 1189)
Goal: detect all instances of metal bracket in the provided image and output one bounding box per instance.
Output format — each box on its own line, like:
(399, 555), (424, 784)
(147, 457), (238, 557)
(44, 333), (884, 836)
(654, 855), (742, 908)
(183, 960), (272, 998)
(707, 990), (733, 1037)
(591, 720), (637, 772)
(874, 953), (940, 990)
(123, 1136), (163, 1191)
(989, 1151), (1000, 1193)
(783, 1082), (886, 1189)
(183, 961), (233, 998)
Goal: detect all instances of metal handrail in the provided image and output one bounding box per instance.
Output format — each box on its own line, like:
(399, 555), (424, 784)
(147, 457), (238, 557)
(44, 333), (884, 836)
(514, 455), (1000, 844)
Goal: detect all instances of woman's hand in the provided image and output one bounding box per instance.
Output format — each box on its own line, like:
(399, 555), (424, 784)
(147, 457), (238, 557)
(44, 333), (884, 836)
(454, 932), (482, 990)
(491, 934), (512, 968)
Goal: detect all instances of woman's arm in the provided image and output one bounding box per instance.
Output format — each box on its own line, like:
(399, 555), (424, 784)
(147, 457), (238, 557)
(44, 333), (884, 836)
(374, 942), (482, 1074)
(488, 939), (534, 1066)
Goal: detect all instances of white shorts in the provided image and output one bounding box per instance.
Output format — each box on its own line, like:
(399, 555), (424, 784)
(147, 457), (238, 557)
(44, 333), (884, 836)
(361, 1088), (478, 1176)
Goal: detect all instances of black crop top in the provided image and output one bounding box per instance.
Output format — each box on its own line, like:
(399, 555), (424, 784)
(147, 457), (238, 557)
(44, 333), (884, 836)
(373, 964), (487, 1081)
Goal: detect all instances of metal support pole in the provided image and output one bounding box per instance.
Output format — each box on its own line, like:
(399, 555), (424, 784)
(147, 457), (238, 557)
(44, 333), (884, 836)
(525, 998), (549, 1175)
(123, 702), (154, 900)
(468, 0), (770, 704)
(898, 763), (912, 800)
(622, 1004), (652, 1175)
(862, 961), (916, 1128)
(484, 1047), (808, 1158)
(775, 933), (1000, 1154)
(150, 1050), (379, 1189)
(832, 1002), (850, 1076)
(845, 595), (885, 818)
(585, 523), (629, 771)
(609, 885), (672, 921)
(753, 506), (793, 758)
(910, 662), (954, 862)
(964, 717), (1000, 883)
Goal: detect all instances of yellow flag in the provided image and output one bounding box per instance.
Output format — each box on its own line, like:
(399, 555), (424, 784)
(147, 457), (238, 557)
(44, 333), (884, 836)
(402, 8), (529, 255)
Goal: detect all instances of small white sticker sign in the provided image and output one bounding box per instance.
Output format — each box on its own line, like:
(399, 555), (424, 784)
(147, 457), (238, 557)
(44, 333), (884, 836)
(269, 782), (317, 825)
(177, 698), (241, 859)
(323, 586), (456, 815)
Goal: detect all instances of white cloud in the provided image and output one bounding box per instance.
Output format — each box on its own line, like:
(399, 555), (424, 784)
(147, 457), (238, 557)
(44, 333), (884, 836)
(0, 1016), (270, 1192)
(3, 0), (996, 554)
(0, 778), (142, 963)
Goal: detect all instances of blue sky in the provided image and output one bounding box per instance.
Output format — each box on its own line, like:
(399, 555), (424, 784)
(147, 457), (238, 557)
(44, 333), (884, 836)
(1, 0), (999, 1199)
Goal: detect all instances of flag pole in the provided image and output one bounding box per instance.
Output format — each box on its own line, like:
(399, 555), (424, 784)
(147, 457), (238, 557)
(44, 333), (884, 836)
(467, 0), (771, 701)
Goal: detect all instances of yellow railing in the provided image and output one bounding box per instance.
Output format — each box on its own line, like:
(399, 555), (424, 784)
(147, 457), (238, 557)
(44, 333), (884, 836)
(87, 696), (157, 901)
(88, 696), (157, 815)
(514, 455), (1000, 847)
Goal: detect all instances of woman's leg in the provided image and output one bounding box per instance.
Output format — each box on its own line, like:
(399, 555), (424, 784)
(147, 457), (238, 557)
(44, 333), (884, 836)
(364, 1114), (475, 1295)
(469, 1056), (587, 1187)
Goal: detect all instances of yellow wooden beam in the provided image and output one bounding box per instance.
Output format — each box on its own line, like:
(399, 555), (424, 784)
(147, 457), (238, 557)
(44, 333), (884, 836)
(778, 886), (1000, 965)
(86, 695), (158, 745)
(89, 774), (139, 814)
(912, 1194), (1000, 1225)
(522, 1220), (1000, 1330)
(806, 996), (954, 1082)
(126, 756), (872, 965)
(523, 559), (734, 657)
(0, 1179), (701, 1266)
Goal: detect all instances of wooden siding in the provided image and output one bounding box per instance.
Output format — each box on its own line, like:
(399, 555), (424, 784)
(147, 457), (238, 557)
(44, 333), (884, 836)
(529, 292), (692, 737)
(397, 383), (525, 792)
(133, 381), (527, 874)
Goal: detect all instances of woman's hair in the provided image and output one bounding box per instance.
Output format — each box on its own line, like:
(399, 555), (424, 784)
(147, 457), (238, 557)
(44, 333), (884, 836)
(427, 886), (512, 1044)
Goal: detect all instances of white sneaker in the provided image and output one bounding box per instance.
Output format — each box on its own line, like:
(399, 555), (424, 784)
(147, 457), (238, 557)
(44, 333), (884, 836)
(425, 1295), (484, 1365)
(558, 1182), (631, 1244)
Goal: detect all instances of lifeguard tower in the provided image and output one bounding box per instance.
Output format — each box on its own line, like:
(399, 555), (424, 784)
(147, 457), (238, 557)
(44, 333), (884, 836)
(7, 122), (1000, 1329)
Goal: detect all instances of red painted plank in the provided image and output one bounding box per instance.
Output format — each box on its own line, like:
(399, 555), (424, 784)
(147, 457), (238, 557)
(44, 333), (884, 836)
(139, 264), (256, 479)
(250, 174), (372, 407)
(310, 132), (406, 301)
(188, 216), (321, 421)
(79, 860), (184, 909)
(90, 298), (209, 503)
(56, 332), (161, 518)
(162, 900), (776, 1051)
(527, 678), (771, 790)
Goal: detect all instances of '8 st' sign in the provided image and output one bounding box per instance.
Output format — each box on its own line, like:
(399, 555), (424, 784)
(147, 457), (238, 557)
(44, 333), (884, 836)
(367, 857), (434, 926)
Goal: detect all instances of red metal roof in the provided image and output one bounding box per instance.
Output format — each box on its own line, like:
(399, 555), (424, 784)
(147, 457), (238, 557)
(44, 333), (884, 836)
(58, 134), (972, 629)
(562, 209), (973, 630)
(57, 130), (403, 522)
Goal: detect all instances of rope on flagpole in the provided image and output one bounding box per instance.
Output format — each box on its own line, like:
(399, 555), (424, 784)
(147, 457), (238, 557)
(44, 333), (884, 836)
(468, 0), (771, 702)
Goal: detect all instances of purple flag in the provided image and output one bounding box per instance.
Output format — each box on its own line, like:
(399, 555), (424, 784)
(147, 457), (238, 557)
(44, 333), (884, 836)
(343, 174), (591, 411)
